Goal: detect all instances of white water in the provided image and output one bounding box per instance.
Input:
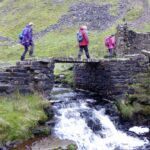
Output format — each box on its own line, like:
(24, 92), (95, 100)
(129, 126), (149, 135)
(52, 88), (149, 150)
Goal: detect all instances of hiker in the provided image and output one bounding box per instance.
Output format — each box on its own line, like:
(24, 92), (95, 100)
(19, 22), (34, 61)
(105, 35), (116, 57)
(77, 25), (90, 60)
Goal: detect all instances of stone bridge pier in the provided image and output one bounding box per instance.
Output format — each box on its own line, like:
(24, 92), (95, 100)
(74, 55), (149, 100)
(0, 59), (55, 97)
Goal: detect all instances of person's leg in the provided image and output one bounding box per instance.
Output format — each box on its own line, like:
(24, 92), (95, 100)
(112, 48), (116, 56)
(78, 46), (83, 59)
(29, 42), (34, 57)
(84, 46), (90, 59)
(21, 45), (28, 61)
(108, 48), (112, 57)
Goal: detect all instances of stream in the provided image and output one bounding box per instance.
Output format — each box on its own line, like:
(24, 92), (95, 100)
(47, 85), (149, 150)
(10, 85), (150, 150)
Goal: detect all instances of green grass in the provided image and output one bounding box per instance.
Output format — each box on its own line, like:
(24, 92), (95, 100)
(35, 26), (110, 59)
(0, 0), (69, 38)
(0, 0), (119, 62)
(117, 69), (150, 119)
(0, 93), (50, 144)
(125, 1), (143, 21)
(0, 0), (140, 62)
(0, 0), (149, 62)
(116, 100), (150, 119)
(116, 100), (134, 119)
(139, 22), (150, 32)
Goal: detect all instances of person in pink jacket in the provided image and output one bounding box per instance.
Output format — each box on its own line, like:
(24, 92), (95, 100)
(105, 35), (116, 57)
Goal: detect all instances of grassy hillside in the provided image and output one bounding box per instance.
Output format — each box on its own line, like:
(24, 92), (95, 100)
(0, 0), (149, 62)
(0, 0), (119, 38)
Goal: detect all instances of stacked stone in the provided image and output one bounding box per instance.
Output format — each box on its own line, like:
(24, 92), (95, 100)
(0, 59), (55, 97)
(116, 23), (131, 56)
(74, 55), (149, 101)
(116, 23), (150, 56)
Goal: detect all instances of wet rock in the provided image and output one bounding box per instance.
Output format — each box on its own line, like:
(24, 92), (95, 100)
(105, 103), (119, 117)
(0, 147), (7, 150)
(44, 107), (54, 119)
(31, 137), (76, 150)
(32, 126), (50, 136)
(80, 109), (93, 119)
(87, 117), (102, 132)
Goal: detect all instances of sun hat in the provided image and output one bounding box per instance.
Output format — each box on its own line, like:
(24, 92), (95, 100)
(28, 22), (34, 26)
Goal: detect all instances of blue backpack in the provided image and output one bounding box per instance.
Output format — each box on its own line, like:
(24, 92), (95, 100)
(18, 28), (26, 41)
(18, 33), (24, 40)
(77, 31), (84, 42)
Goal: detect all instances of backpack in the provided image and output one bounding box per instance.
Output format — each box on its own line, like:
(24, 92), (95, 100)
(77, 31), (84, 42)
(105, 38), (109, 47)
(18, 32), (24, 40)
(18, 28), (26, 41)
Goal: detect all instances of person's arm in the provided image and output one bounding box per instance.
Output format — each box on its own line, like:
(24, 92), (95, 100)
(83, 31), (89, 44)
(28, 28), (33, 43)
(105, 38), (109, 47)
(22, 28), (29, 44)
(111, 37), (116, 48)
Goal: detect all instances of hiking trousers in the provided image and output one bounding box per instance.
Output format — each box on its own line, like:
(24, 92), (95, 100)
(78, 46), (90, 59)
(21, 43), (34, 61)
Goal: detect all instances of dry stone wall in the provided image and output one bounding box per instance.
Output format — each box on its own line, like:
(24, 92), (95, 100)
(116, 24), (150, 56)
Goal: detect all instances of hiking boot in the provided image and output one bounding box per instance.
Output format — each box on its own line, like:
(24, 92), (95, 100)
(87, 58), (90, 62)
(20, 56), (25, 61)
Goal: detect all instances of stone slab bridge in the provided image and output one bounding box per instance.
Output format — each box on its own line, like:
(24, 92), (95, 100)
(0, 55), (149, 100)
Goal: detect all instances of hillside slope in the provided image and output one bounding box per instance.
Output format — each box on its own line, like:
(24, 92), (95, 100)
(0, 0), (149, 61)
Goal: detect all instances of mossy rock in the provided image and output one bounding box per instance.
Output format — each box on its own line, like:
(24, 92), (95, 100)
(52, 144), (77, 150)
(52, 147), (63, 150)
(32, 126), (50, 136)
(67, 144), (77, 150)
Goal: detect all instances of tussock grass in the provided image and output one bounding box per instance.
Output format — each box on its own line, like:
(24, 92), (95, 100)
(116, 100), (150, 119)
(0, 93), (50, 144)
(117, 69), (150, 119)
(116, 100), (135, 119)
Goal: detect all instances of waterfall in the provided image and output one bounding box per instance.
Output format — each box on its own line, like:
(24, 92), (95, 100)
(52, 87), (149, 150)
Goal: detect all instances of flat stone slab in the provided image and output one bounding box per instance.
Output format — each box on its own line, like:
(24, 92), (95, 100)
(18, 57), (131, 64)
